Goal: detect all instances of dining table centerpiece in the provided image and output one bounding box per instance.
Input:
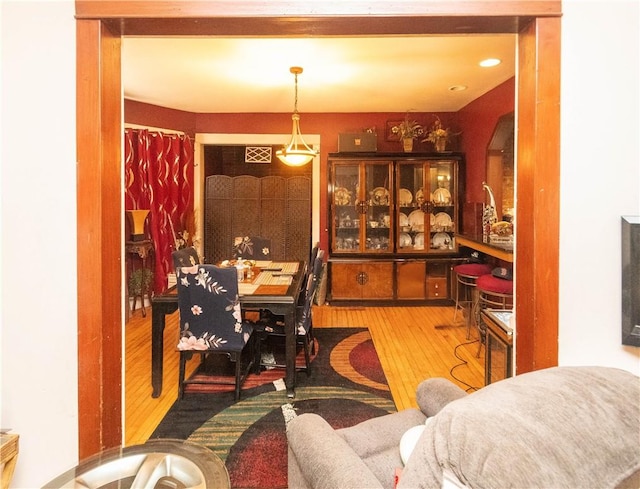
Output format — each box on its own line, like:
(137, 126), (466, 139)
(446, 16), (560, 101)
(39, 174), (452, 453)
(423, 116), (453, 152)
(391, 113), (424, 152)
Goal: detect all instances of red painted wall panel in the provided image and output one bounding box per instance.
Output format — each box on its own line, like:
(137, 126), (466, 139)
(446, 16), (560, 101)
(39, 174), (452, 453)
(457, 78), (516, 203)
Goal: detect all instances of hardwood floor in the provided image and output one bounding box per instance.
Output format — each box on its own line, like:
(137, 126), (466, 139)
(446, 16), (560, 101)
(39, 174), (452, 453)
(124, 303), (484, 446)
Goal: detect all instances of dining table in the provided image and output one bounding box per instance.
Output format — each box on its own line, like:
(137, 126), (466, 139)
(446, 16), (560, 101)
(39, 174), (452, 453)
(150, 260), (305, 399)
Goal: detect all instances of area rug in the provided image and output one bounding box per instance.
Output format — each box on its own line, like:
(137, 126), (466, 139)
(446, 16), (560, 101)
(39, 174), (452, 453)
(150, 328), (396, 489)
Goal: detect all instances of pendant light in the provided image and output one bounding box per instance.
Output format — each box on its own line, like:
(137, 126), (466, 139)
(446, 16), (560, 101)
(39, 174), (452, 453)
(276, 66), (318, 167)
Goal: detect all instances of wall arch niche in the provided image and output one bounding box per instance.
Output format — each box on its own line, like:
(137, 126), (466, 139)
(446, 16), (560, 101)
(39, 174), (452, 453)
(486, 112), (515, 221)
(76, 1), (561, 457)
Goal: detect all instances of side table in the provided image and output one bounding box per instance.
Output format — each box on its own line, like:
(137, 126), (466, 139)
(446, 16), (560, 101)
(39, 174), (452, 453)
(480, 309), (514, 386)
(1, 433), (19, 489)
(125, 240), (154, 317)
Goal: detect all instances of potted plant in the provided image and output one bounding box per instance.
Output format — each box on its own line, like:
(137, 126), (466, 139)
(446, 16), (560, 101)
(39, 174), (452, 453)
(423, 116), (454, 152)
(129, 267), (154, 299)
(391, 113), (424, 152)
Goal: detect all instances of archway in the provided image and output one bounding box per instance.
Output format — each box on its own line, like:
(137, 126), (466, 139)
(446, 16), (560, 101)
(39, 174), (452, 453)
(75, 1), (561, 458)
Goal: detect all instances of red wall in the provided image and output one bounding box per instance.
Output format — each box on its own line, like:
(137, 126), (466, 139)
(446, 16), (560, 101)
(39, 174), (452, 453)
(124, 82), (513, 253)
(126, 99), (197, 136)
(457, 78), (516, 203)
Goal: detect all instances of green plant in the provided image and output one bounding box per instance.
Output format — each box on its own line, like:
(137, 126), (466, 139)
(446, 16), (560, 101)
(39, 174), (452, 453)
(129, 268), (153, 295)
(391, 112), (424, 140)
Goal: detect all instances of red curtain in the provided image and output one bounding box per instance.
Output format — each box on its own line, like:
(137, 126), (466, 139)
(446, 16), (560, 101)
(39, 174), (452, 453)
(124, 128), (194, 293)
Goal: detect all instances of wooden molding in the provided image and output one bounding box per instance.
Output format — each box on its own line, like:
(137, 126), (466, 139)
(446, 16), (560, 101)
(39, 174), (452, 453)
(76, 0), (562, 457)
(76, 19), (123, 458)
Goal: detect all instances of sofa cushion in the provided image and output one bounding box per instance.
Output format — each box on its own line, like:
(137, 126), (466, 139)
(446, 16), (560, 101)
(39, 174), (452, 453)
(338, 408), (426, 489)
(399, 366), (640, 489)
(287, 413), (385, 489)
(415, 378), (467, 417)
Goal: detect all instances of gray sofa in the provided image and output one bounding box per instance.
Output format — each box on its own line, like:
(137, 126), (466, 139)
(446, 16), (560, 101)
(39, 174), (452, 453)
(287, 366), (640, 488)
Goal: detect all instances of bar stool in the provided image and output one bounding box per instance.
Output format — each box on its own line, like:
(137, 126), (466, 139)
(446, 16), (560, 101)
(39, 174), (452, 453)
(453, 263), (493, 338)
(475, 272), (514, 356)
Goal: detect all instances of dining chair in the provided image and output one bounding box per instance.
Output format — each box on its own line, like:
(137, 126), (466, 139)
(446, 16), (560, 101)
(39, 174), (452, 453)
(232, 236), (271, 260)
(171, 246), (200, 269)
(175, 263), (256, 400)
(256, 250), (324, 375)
(305, 242), (320, 282)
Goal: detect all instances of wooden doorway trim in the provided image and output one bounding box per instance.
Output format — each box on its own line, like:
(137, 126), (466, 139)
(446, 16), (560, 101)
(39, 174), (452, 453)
(76, 19), (123, 458)
(75, 1), (562, 458)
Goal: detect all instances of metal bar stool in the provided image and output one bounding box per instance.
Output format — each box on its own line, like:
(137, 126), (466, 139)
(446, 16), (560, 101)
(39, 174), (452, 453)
(453, 263), (493, 338)
(475, 272), (514, 357)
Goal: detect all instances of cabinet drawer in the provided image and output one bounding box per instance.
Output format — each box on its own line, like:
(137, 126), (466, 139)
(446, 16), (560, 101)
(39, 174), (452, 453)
(426, 277), (448, 299)
(330, 262), (393, 300)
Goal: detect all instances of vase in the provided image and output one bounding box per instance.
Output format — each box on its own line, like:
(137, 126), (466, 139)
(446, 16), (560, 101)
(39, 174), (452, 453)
(402, 138), (414, 152)
(435, 137), (447, 152)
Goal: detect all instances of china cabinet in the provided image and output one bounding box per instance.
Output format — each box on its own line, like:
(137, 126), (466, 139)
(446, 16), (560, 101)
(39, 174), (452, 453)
(328, 153), (465, 304)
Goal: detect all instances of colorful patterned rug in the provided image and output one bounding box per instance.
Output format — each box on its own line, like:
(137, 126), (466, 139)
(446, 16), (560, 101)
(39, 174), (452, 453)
(151, 328), (396, 489)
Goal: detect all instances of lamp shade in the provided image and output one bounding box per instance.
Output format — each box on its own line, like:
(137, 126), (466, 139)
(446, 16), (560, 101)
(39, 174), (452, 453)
(126, 209), (150, 241)
(276, 114), (317, 166)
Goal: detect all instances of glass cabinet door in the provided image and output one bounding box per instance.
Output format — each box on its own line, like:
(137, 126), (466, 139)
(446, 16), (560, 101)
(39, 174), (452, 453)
(396, 159), (457, 253)
(396, 162), (426, 252)
(332, 163), (360, 252)
(427, 160), (456, 252)
(331, 161), (392, 253)
(363, 162), (392, 252)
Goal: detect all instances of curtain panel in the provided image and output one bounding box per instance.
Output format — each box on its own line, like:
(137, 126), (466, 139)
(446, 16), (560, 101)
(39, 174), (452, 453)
(124, 128), (194, 293)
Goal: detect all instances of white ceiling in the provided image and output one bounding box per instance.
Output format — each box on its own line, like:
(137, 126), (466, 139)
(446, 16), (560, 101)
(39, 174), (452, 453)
(122, 34), (516, 114)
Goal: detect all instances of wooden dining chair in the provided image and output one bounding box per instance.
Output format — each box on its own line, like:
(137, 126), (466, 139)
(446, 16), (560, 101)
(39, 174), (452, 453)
(256, 250), (324, 375)
(305, 241), (320, 282)
(174, 264), (256, 400)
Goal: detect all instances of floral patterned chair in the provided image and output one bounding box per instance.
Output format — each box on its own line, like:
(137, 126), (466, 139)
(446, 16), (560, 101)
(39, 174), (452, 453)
(171, 246), (200, 269)
(232, 236), (271, 260)
(175, 264), (256, 400)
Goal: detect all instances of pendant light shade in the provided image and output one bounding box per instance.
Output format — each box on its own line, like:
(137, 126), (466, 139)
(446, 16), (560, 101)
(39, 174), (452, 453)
(276, 66), (318, 167)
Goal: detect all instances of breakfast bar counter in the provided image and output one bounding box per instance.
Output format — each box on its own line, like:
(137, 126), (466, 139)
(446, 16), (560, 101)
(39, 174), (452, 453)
(456, 233), (513, 263)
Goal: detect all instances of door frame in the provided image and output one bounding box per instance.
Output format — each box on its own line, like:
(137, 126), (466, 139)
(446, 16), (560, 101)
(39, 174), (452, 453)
(75, 1), (561, 458)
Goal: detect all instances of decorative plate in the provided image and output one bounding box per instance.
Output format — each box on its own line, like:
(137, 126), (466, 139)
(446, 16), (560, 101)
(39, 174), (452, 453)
(399, 212), (409, 227)
(433, 187), (452, 205)
(415, 188), (425, 205)
(399, 188), (413, 206)
(414, 232), (425, 249)
(408, 209), (425, 231)
(371, 187), (390, 206)
(434, 212), (452, 228)
(432, 232), (451, 249)
(399, 232), (412, 248)
(334, 187), (352, 205)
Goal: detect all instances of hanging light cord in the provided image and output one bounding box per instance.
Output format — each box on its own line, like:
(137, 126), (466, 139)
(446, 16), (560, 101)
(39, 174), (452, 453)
(293, 70), (299, 114)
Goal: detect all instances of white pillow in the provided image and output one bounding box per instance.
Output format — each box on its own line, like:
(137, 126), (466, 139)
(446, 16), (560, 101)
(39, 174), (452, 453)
(399, 417), (433, 465)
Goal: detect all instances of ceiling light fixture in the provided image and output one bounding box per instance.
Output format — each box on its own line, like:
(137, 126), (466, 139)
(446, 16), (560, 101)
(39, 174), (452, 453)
(479, 58), (502, 67)
(276, 66), (318, 167)
(449, 85), (468, 91)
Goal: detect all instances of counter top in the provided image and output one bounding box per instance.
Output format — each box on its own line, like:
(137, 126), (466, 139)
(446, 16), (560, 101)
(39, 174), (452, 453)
(457, 234), (513, 262)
